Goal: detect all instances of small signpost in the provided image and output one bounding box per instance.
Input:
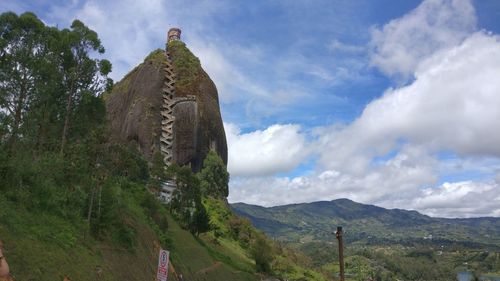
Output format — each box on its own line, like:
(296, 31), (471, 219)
(157, 249), (170, 281)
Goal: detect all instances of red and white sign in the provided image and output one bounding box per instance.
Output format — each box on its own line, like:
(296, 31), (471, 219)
(157, 249), (169, 281)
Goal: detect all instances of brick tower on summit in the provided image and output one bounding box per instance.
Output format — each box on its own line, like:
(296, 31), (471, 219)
(167, 28), (181, 43)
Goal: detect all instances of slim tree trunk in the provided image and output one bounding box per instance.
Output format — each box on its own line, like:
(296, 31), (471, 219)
(8, 81), (27, 150)
(87, 186), (96, 226)
(60, 70), (77, 154)
(60, 89), (73, 154)
(97, 184), (102, 218)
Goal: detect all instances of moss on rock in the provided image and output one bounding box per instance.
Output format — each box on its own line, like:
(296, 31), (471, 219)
(167, 41), (202, 96)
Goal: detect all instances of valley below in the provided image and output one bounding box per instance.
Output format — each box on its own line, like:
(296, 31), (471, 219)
(232, 199), (500, 280)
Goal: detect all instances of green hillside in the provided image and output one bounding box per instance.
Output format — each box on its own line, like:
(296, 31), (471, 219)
(0, 182), (327, 281)
(232, 199), (500, 280)
(232, 199), (500, 247)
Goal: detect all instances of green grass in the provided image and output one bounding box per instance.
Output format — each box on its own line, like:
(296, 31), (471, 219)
(144, 49), (167, 68)
(167, 40), (202, 94)
(203, 198), (330, 280)
(0, 195), (114, 281)
(198, 234), (255, 273)
(165, 212), (257, 281)
(0, 188), (260, 281)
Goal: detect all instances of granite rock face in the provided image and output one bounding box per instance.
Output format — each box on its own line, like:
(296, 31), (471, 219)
(105, 46), (227, 172)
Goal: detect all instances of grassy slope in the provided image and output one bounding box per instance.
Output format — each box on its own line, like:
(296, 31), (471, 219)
(0, 194), (114, 281)
(204, 198), (328, 281)
(167, 212), (257, 281)
(0, 191), (262, 281)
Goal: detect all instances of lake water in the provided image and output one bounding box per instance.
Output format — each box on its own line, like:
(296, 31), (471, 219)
(458, 271), (473, 281)
(480, 277), (500, 281)
(457, 271), (500, 281)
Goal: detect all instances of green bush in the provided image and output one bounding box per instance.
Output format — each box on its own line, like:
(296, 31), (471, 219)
(252, 234), (274, 273)
(198, 151), (229, 198)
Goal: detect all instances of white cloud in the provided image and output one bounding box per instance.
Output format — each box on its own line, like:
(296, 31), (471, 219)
(46, 0), (231, 81)
(188, 39), (270, 104)
(225, 123), (309, 177)
(329, 39), (365, 54)
(370, 0), (476, 79)
(47, 0), (171, 80)
(229, 145), (438, 208)
(318, 31), (500, 175)
(229, 174), (500, 218)
(412, 181), (500, 217)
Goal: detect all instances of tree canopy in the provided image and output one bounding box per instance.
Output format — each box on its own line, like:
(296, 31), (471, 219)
(0, 12), (112, 153)
(198, 150), (229, 198)
(0, 11), (117, 242)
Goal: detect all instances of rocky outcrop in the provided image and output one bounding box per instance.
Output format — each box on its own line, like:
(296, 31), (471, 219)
(105, 43), (227, 172)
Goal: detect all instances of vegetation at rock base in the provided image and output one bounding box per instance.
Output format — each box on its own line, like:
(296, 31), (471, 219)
(199, 150), (230, 198)
(167, 164), (211, 236)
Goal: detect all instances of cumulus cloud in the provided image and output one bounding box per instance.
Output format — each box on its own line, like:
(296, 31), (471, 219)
(229, 145), (438, 208)
(318, 31), (500, 175)
(412, 181), (500, 217)
(229, 144), (500, 218)
(370, 0), (476, 79)
(225, 123), (309, 177)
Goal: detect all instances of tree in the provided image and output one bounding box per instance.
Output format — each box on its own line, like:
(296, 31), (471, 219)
(0, 12), (112, 153)
(149, 151), (167, 189)
(57, 20), (112, 154)
(0, 12), (47, 149)
(190, 203), (210, 236)
(169, 165), (210, 235)
(252, 234), (274, 273)
(198, 151), (229, 198)
(0, 12), (116, 240)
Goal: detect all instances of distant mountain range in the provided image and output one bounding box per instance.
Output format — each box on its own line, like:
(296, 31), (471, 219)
(231, 199), (500, 248)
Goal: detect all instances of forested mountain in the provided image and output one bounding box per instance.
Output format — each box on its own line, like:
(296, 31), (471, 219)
(232, 199), (500, 280)
(232, 199), (500, 247)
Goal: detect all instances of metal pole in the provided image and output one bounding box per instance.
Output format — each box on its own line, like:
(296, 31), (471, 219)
(336, 226), (345, 281)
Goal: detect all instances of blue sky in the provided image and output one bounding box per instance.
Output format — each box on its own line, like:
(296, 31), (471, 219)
(4, 0), (500, 217)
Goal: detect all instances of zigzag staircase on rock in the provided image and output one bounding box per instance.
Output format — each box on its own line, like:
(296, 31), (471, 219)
(160, 50), (196, 166)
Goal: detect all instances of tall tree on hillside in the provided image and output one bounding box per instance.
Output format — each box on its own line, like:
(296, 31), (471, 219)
(169, 165), (210, 235)
(0, 12), (111, 152)
(198, 151), (229, 198)
(0, 12), (46, 148)
(58, 20), (112, 154)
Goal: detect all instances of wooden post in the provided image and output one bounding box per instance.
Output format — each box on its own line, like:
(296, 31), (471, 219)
(336, 226), (345, 281)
